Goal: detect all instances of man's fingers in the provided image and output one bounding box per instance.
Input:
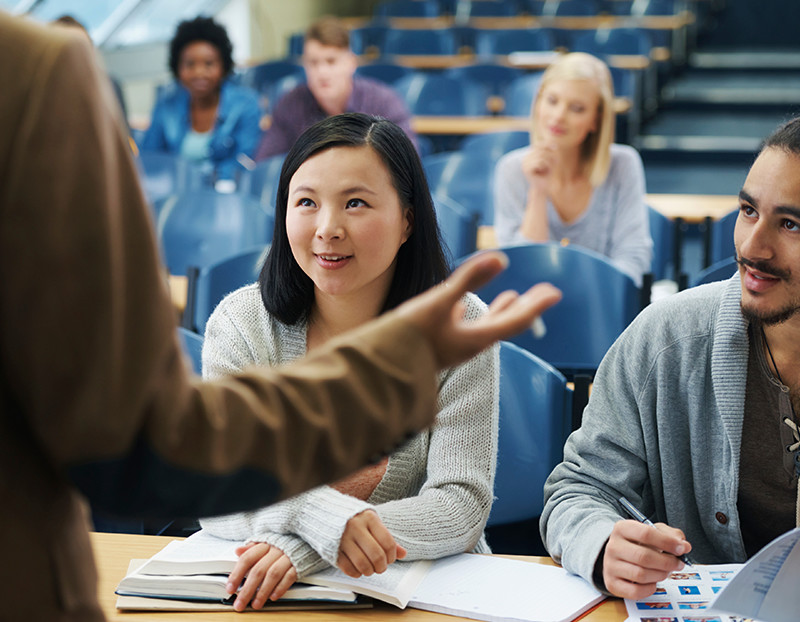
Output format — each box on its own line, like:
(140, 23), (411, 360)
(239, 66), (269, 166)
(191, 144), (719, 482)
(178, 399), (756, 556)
(445, 251), (509, 299)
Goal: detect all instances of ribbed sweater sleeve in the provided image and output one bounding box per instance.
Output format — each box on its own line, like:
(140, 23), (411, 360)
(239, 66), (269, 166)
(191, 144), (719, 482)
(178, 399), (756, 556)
(198, 287), (498, 575)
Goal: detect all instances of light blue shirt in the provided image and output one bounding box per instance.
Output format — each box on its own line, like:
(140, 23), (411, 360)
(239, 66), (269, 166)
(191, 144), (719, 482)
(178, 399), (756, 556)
(180, 130), (212, 162)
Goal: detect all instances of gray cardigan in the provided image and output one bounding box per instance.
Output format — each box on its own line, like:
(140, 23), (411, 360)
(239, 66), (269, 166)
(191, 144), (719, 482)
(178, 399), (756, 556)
(199, 285), (499, 578)
(493, 143), (652, 286)
(541, 275), (749, 589)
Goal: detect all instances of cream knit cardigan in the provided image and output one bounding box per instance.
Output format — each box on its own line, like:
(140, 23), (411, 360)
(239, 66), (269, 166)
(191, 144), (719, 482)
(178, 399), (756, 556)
(199, 284), (499, 577)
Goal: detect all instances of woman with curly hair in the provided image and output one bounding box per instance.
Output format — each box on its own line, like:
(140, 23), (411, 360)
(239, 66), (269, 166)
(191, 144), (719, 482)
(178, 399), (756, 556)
(141, 16), (261, 186)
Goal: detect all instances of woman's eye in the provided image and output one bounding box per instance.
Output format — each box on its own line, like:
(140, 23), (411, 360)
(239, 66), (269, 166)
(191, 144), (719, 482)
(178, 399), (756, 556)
(346, 198), (367, 208)
(740, 205), (756, 217)
(784, 219), (799, 232)
(297, 198), (315, 207)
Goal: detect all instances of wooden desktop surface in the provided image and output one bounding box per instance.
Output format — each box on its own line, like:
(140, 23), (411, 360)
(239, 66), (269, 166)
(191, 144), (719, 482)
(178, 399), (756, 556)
(91, 532), (626, 621)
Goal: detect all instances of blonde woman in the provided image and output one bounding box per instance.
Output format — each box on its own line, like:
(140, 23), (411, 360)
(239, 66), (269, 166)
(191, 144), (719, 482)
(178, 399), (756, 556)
(494, 53), (652, 286)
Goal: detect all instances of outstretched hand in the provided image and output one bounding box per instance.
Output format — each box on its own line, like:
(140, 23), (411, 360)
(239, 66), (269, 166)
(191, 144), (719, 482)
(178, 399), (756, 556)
(394, 251), (562, 369)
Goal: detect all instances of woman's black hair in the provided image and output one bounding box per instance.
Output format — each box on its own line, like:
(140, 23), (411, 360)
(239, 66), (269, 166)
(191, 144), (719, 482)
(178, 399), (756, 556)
(168, 16), (234, 79)
(762, 116), (800, 156)
(260, 112), (450, 326)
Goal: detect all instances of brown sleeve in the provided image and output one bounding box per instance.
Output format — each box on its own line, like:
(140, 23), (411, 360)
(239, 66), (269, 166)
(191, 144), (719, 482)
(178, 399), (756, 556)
(0, 16), (437, 519)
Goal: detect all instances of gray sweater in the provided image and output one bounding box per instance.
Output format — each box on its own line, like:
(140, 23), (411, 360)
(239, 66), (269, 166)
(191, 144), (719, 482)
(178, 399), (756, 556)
(541, 276), (749, 589)
(493, 143), (652, 286)
(199, 285), (499, 577)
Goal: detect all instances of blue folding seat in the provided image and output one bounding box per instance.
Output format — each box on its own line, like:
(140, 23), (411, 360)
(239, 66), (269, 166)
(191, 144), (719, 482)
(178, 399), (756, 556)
(502, 72), (544, 116)
(486, 342), (572, 527)
(473, 28), (556, 57)
(433, 195), (478, 263)
(393, 73), (489, 115)
(156, 190), (274, 277)
(375, 0), (442, 18)
(382, 28), (459, 56)
(355, 62), (414, 85)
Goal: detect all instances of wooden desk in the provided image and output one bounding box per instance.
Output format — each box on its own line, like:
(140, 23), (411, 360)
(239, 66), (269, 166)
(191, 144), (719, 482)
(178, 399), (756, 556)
(91, 532), (626, 621)
(647, 193), (737, 224)
(169, 274), (188, 312)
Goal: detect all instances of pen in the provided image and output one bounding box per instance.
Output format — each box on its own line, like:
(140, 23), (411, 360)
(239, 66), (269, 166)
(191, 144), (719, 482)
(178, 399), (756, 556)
(618, 496), (693, 566)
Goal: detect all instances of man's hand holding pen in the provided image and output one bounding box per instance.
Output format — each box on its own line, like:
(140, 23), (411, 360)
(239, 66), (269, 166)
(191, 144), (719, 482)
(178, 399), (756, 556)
(601, 517), (693, 600)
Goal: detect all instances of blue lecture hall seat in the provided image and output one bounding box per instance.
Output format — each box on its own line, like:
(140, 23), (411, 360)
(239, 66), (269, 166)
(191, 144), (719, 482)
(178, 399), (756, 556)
(648, 205), (679, 282)
(239, 60), (304, 97)
(355, 61), (414, 85)
(393, 73), (489, 116)
(502, 72), (545, 117)
(177, 327), (204, 375)
(135, 152), (206, 207)
(183, 246), (268, 334)
(467, 243), (641, 376)
(444, 63), (524, 99)
(710, 208), (738, 266)
(375, 0), (441, 18)
(156, 190), (274, 277)
(238, 153), (285, 212)
(487, 341), (572, 528)
(692, 256), (738, 288)
(424, 150), (497, 225)
(433, 195), (479, 264)
(460, 130), (529, 162)
(382, 28), (459, 56)
(473, 28), (556, 58)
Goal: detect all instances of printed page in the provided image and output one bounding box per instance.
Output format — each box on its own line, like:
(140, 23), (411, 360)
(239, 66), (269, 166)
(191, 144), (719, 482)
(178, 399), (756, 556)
(409, 554), (604, 622)
(137, 531), (240, 575)
(303, 558), (432, 608)
(624, 564), (767, 622)
(711, 527), (800, 622)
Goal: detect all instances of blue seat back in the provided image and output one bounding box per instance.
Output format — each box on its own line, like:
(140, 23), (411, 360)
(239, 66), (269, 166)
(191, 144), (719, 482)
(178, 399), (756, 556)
(135, 152), (206, 206)
(178, 327), (204, 375)
(474, 28), (556, 57)
(239, 61), (304, 95)
(711, 209), (738, 265)
(156, 191), (274, 276)
(238, 153), (286, 211)
(383, 28), (458, 55)
(542, 0), (600, 16)
(434, 196), (478, 263)
(191, 246), (268, 334)
(393, 73), (488, 115)
(570, 28), (652, 56)
(456, 0), (518, 19)
(444, 63), (523, 97)
(648, 205), (675, 281)
(488, 341), (572, 526)
(355, 61), (414, 85)
(349, 25), (390, 55)
(376, 0), (441, 18)
(460, 130), (529, 161)
(692, 256), (738, 287)
(503, 72), (544, 117)
(469, 243), (640, 373)
(424, 150), (496, 225)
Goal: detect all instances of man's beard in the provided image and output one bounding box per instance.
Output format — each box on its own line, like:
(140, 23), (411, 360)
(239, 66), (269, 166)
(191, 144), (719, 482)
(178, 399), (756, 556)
(737, 256), (800, 325)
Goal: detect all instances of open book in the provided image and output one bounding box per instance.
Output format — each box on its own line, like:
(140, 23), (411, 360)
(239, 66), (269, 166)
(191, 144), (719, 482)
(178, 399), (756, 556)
(118, 531), (603, 622)
(624, 527), (800, 622)
(115, 531), (356, 605)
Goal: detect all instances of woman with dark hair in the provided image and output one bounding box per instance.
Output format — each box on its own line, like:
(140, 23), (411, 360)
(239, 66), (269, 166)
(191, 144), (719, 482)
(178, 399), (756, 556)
(141, 16), (261, 186)
(199, 113), (499, 611)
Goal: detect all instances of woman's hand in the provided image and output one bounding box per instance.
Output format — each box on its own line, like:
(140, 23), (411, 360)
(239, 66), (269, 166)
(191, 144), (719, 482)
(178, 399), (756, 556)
(522, 143), (558, 193)
(228, 542), (298, 611)
(337, 510), (406, 577)
(602, 520), (692, 600)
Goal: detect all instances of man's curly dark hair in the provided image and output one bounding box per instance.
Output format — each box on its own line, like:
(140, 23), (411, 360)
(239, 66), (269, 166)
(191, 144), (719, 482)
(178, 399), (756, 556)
(168, 16), (234, 79)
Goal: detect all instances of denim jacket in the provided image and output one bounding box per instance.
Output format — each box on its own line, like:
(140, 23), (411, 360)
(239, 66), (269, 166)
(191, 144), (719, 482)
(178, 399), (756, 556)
(142, 80), (262, 181)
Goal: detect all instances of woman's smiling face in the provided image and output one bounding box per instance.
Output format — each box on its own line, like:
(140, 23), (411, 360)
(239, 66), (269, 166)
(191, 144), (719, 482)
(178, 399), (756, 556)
(285, 144), (412, 306)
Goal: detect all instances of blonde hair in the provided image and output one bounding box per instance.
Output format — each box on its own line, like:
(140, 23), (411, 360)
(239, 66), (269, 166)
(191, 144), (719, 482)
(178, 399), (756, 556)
(530, 52), (615, 186)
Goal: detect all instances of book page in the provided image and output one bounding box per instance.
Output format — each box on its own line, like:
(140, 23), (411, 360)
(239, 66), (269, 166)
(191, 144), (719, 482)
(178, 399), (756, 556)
(409, 554), (604, 622)
(303, 559), (432, 608)
(624, 564), (765, 622)
(711, 527), (800, 622)
(138, 531), (240, 575)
